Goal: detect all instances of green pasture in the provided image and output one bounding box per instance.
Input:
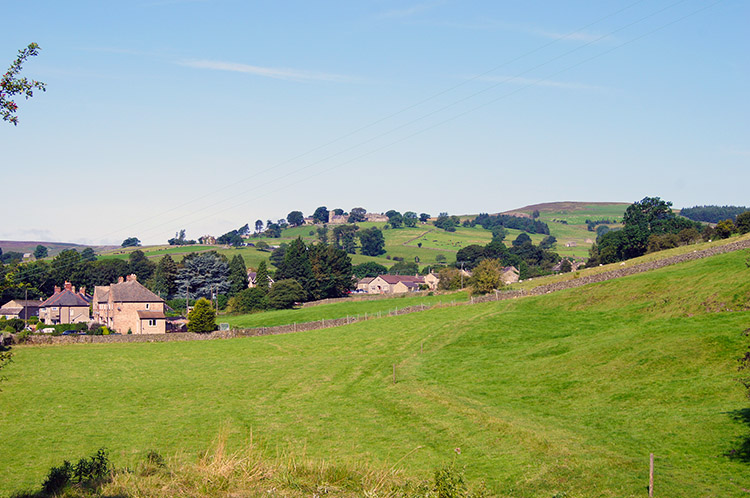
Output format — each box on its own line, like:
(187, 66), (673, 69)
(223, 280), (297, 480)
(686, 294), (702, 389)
(221, 291), (469, 329)
(2, 248), (749, 497)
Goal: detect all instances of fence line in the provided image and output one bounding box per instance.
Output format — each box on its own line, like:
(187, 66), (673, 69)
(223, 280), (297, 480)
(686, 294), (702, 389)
(15, 237), (750, 347)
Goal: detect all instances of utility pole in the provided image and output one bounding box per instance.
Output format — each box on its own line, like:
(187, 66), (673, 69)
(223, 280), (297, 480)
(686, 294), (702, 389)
(185, 283), (189, 317)
(460, 262), (465, 289)
(24, 287), (28, 328)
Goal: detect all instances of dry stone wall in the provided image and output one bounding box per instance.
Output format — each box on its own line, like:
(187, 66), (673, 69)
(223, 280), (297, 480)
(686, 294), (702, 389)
(15, 238), (750, 347)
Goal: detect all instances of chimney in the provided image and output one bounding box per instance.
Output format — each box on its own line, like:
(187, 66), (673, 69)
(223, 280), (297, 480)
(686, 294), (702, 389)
(80, 286), (86, 296)
(64, 281), (72, 291)
(71, 285), (76, 294)
(117, 276), (124, 283)
(126, 274), (137, 282)
(54, 285), (61, 293)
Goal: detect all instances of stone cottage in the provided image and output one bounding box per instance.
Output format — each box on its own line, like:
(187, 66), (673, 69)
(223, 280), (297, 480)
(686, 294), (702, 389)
(92, 274), (166, 334)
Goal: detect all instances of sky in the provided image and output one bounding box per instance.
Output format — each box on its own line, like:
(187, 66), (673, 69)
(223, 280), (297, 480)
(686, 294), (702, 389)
(1, 0), (748, 246)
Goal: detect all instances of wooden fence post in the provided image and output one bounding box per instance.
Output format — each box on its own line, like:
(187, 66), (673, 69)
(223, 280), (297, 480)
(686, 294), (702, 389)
(649, 453), (654, 497)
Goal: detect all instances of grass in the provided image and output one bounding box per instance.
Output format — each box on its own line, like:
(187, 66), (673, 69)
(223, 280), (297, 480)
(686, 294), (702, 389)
(96, 203), (629, 269)
(221, 291), (469, 328)
(2, 246), (750, 497)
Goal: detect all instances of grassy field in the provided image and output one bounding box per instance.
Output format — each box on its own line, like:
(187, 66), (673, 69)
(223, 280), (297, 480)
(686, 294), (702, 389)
(221, 291), (469, 328)
(96, 202), (628, 269)
(2, 246), (750, 497)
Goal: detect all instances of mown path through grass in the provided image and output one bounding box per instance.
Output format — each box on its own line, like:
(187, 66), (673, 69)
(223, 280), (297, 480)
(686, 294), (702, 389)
(2, 247), (750, 497)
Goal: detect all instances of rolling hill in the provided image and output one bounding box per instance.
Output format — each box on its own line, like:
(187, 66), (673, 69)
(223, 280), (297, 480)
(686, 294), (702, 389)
(2, 241), (748, 497)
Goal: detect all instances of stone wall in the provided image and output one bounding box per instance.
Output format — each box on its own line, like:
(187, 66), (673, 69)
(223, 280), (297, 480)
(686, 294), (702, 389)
(14, 238), (750, 347)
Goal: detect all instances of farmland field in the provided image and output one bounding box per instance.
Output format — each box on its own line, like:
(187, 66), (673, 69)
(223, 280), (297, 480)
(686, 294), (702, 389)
(2, 247), (749, 497)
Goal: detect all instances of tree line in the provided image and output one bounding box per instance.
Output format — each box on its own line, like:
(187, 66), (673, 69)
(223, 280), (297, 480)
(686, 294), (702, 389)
(680, 205), (749, 223)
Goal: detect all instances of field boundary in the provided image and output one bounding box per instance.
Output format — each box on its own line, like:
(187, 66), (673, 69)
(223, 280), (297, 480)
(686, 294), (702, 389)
(14, 237), (750, 347)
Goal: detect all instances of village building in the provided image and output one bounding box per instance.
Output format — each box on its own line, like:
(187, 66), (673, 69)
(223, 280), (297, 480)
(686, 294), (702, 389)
(0, 299), (43, 320)
(38, 282), (91, 325)
(363, 273), (440, 295)
(92, 274), (166, 334)
(198, 235), (217, 245)
(247, 270), (274, 289)
(501, 266), (520, 285)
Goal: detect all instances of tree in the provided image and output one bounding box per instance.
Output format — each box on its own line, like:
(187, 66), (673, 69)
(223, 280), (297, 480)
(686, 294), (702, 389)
(121, 237), (141, 248)
(332, 224), (359, 254)
(470, 259), (502, 295)
(403, 211), (418, 228)
(264, 223), (282, 238)
(419, 213), (431, 223)
(736, 211), (750, 235)
(255, 219), (264, 234)
(267, 279), (305, 309)
(512, 233), (532, 247)
(275, 238), (314, 298)
(228, 287), (268, 313)
(316, 225), (329, 244)
(149, 254), (178, 298)
(175, 252), (230, 299)
(269, 244), (288, 267)
(389, 260), (418, 275)
(539, 235), (557, 250)
(455, 244), (485, 270)
(353, 262), (388, 279)
(2, 43), (46, 126)
(308, 244), (354, 300)
(312, 206), (329, 224)
(128, 250), (156, 281)
(348, 207), (367, 223)
(228, 255), (248, 296)
(79, 247), (96, 263)
(287, 210), (304, 227)
(255, 260), (270, 294)
(715, 219), (736, 239)
(559, 259), (572, 273)
(33, 245), (48, 259)
(532, 209), (540, 219)
(187, 298), (216, 333)
(332, 208), (344, 216)
(357, 227), (385, 256)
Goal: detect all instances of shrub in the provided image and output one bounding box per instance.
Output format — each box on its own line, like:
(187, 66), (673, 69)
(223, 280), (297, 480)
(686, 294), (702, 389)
(188, 298), (217, 333)
(715, 219), (736, 239)
(267, 279), (306, 310)
(737, 211), (750, 234)
(41, 448), (110, 495)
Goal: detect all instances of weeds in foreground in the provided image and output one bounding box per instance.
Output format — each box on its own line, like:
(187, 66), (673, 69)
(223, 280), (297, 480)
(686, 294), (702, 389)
(11, 434), (495, 498)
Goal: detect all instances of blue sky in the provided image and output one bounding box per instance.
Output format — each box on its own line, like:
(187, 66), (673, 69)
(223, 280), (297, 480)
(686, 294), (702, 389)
(1, 0), (748, 245)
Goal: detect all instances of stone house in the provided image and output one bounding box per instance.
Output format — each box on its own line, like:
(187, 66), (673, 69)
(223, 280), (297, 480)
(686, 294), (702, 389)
(500, 266), (520, 285)
(366, 274), (432, 295)
(356, 277), (375, 292)
(92, 274), (166, 334)
(0, 299), (43, 320)
(38, 282), (91, 325)
(247, 270), (274, 289)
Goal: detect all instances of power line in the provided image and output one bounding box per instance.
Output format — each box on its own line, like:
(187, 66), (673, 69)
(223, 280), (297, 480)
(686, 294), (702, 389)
(101, 0), (653, 240)
(130, 0), (714, 238)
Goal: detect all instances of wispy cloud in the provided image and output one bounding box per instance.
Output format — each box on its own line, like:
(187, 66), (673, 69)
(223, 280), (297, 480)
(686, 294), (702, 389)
(410, 18), (607, 43)
(475, 75), (606, 92)
(177, 59), (352, 82)
(720, 146), (750, 157)
(378, 0), (446, 19)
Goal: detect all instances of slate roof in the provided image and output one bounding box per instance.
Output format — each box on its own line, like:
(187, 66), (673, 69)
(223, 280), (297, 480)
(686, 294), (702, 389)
(107, 280), (164, 303)
(40, 289), (90, 308)
(137, 310), (166, 319)
(376, 275), (425, 285)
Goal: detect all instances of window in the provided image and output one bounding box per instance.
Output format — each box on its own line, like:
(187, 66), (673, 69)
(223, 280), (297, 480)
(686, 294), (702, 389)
(145, 303), (150, 310)
(148, 319), (156, 326)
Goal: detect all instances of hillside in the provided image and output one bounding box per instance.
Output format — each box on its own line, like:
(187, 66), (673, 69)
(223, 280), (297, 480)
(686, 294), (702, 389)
(97, 201), (629, 269)
(2, 246), (749, 497)
(0, 240), (118, 258)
